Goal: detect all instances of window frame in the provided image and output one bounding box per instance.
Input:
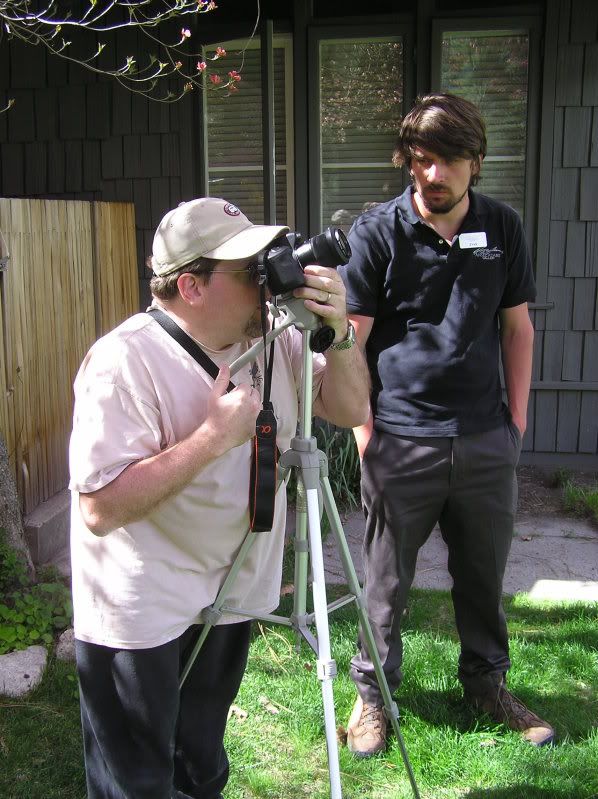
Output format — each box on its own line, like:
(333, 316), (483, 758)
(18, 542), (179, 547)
(200, 32), (295, 228)
(430, 16), (543, 260)
(307, 23), (414, 237)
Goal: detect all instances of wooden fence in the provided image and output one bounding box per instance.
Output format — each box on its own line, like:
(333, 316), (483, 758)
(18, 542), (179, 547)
(0, 198), (139, 515)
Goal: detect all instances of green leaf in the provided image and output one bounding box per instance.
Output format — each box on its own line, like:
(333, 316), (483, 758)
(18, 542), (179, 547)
(0, 625), (16, 641)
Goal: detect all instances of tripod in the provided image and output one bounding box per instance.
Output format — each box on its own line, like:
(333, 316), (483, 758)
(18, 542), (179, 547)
(180, 298), (421, 799)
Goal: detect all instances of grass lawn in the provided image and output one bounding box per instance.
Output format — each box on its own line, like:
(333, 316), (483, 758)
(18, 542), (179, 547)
(0, 590), (596, 799)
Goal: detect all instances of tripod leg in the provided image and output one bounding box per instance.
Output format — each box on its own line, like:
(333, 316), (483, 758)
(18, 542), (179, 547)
(179, 531), (259, 689)
(321, 477), (421, 799)
(291, 480), (310, 652)
(306, 486), (343, 799)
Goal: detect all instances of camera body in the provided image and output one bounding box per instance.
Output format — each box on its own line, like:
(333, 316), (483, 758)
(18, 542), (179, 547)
(260, 227), (351, 296)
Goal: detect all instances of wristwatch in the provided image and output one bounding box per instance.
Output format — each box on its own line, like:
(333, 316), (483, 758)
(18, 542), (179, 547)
(329, 322), (356, 351)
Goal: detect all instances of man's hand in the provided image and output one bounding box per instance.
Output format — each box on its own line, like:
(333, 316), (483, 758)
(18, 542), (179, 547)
(292, 264), (350, 343)
(510, 414), (526, 438)
(205, 365), (262, 453)
(79, 364), (262, 535)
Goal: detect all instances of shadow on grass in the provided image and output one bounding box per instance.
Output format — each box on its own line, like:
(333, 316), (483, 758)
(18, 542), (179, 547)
(464, 788), (574, 798)
(503, 597), (598, 641)
(396, 686), (595, 744)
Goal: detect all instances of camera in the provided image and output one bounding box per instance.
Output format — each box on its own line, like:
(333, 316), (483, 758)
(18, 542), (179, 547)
(259, 227), (351, 296)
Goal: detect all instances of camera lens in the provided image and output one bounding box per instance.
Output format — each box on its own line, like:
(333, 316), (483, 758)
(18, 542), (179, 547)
(294, 227), (352, 269)
(331, 228), (351, 262)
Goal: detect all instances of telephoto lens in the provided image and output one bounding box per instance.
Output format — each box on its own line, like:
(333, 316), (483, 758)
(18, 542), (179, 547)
(260, 226), (352, 353)
(262, 227), (352, 296)
(294, 228), (351, 269)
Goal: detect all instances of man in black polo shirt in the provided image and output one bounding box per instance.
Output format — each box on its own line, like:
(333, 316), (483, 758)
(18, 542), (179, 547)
(339, 93), (555, 756)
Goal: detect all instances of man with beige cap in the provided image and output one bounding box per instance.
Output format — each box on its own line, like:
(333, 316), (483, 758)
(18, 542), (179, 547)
(68, 197), (370, 799)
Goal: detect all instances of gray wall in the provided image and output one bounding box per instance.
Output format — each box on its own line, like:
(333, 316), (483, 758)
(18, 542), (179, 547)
(524, 0), (598, 467)
(0, 32), (198, 308)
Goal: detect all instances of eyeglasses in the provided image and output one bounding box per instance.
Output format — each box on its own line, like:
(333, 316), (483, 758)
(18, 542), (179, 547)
(210, 262), (263, 284)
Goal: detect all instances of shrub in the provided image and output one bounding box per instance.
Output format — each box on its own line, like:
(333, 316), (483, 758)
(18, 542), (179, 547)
(315, 424), (361, 511)
(0, 528), (73, 654)
(563, 480), (598, 524)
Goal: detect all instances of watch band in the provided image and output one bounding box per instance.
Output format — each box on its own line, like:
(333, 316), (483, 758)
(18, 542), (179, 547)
(329, 321), (356, 351)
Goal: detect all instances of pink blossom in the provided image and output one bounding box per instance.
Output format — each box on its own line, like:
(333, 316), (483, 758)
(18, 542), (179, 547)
(181, 28), (191, 39)
(174, 61), (182, 70)
(209, 74), (222, 85)
(215, 46), (226, 58)
(228, 70), (241, 82)
(197, 61), (207, 72)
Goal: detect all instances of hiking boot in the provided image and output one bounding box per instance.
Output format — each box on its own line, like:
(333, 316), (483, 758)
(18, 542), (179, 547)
(464, 673), (555, 746)
(347, 696), (387, 757)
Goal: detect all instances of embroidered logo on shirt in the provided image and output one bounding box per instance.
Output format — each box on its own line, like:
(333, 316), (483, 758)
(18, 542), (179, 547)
(250, 361), (263, 391)
(473, 246), (503, 260)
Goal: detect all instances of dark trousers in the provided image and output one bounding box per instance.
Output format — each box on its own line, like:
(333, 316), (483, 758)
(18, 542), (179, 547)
(76, 621), (252, 799)
(351, 421), (522, 705)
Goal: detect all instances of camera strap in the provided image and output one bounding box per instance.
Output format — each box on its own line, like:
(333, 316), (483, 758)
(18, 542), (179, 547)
(247, 285), (278, 532)
(147, 307), (236, 390)
(147, 305), (278, 533)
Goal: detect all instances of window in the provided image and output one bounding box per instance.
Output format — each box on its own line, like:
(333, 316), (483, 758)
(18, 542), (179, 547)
(202, 35), (294, 226)
(432, 19), (541, 235)
(309, 30), (410, 233)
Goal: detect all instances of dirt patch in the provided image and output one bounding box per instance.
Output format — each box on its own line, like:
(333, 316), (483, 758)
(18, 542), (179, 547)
(516, 464), (597, 519)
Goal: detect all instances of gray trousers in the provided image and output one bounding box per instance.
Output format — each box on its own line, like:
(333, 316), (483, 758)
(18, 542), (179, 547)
(351, 420), (522, 705)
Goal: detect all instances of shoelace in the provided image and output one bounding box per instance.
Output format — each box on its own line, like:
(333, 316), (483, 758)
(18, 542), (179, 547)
(361, 705), (385, 730)
(496, 686), (541, 727)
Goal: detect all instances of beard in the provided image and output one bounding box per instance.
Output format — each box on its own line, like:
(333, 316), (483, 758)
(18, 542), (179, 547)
(418, 184), (469, 215)
(244, 318), (263, 339)
(243, 307), (270, 340)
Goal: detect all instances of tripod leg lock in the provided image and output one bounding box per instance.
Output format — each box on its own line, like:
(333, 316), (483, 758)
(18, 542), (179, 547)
(316, 659), (338, 681)
(200, 606), (222, 626)
(354, 594), (367, 611)
(384, 700), (400, 724)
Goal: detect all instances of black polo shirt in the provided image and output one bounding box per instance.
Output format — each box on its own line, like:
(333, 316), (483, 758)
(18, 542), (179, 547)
(338, 187), (536, 436)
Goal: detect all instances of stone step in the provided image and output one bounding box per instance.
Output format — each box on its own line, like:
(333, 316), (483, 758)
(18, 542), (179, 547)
(24, 489), (70, 568)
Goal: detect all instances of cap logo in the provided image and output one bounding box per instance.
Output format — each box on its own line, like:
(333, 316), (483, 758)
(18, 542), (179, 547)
(223, 203), (241, 217)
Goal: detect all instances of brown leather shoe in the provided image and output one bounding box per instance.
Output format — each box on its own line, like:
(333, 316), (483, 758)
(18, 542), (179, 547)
(464, 674), (555, 746)
(347, 696), (387, 757)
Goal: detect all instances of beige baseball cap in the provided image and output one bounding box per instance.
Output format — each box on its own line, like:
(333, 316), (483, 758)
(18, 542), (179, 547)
(151, 197), (289, 276)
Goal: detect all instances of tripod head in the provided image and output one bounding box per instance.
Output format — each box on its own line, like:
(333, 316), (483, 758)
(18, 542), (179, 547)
(228, 294), (324, 379)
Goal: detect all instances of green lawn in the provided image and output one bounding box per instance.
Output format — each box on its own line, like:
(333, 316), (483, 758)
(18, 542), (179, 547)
(1, 591), (596, 799)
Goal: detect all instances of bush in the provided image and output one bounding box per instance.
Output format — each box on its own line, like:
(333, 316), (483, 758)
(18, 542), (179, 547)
(563, 480), (598, 524)
(0, 528), (73, 655)
(0, 526), (28, 594)
(315, 424), (361, 511)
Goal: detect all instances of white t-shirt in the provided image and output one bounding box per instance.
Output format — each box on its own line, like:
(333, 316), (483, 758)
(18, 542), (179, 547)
(69, 312), (325, 649)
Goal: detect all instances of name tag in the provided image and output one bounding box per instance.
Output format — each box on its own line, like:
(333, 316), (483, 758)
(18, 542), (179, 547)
(459, 232), (487, 249)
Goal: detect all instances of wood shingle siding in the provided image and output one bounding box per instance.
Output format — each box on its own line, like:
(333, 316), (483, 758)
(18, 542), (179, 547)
(563, 107), (592, 167)
(580, 168), (598, 219)
(0, 0), (595, 466)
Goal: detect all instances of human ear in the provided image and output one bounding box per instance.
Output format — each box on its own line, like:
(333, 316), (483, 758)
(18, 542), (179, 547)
(177, 273), (205, 306)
